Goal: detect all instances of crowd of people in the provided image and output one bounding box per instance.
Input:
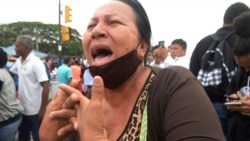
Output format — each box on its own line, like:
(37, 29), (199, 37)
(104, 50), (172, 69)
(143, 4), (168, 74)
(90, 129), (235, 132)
(0, 35), (90, 141)
(1, 0), (250, 141)
(190, 2), (250, 138)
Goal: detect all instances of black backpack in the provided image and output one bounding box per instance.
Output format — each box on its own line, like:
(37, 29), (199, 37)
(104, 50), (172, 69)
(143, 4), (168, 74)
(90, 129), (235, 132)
(197, 32), (237, 95)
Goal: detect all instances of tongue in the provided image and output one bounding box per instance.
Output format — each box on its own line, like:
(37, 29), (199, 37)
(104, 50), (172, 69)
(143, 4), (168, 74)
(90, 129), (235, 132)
(94, 54), (111, 62)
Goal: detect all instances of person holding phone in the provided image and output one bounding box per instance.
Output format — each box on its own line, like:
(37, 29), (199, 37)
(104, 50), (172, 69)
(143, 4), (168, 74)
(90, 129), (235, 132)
(225, 12), (250, 141)
(149, 44), (174, 68)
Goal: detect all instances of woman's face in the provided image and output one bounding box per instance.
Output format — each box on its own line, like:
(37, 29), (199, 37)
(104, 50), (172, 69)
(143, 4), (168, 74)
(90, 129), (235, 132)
(234, 54), (250, 72)
(82, 1), (141, 67)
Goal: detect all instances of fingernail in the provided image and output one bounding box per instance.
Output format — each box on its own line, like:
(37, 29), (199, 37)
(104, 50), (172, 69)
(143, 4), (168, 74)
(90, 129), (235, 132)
(58, 131), (62, 136)
(49, 112), (54, 118)
(94, 76), (102, 85)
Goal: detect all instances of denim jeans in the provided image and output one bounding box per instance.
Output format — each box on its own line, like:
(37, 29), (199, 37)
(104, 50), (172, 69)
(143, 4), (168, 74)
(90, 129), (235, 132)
(212, 102), (228, 138)
(18, 114), (40, 141)
(0, 116), (22, 141)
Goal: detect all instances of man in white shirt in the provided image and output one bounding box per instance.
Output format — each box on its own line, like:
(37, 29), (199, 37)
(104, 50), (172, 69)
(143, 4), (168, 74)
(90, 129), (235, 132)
(10, 35), (49, 141)
(169, 39), (190, 69)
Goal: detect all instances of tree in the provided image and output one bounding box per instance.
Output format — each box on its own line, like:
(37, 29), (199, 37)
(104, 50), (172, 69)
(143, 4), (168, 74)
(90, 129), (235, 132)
(0, 22), (83, 57)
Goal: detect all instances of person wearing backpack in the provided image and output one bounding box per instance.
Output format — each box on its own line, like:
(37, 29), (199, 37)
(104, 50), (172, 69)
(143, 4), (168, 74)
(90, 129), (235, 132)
(190, 2), (250, 137)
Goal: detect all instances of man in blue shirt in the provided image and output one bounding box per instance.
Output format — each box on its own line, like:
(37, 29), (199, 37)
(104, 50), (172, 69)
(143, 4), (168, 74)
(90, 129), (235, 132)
(56, 56), (73, 85)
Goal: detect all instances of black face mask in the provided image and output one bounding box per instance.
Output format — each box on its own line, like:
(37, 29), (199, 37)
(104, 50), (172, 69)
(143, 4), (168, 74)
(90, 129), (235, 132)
(89, 49), (142, 89)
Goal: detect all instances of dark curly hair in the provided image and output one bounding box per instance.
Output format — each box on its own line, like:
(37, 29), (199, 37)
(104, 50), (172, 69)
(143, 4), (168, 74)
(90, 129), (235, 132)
(233, 12), (250, 57)
(233, 12), (250, 38)
(0, 48), (8, 68)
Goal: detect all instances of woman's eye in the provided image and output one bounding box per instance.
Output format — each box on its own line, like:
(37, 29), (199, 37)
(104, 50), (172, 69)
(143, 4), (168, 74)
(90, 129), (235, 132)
(87, 24), (96, 30)
(108, 20), (120, 25)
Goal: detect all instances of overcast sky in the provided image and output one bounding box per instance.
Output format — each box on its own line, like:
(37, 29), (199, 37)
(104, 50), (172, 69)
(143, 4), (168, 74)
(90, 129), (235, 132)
(1, 0), (250, 57)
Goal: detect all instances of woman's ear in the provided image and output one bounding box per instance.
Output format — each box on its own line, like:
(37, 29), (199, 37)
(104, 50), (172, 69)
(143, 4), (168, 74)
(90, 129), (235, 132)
(137, 41), (148, 58)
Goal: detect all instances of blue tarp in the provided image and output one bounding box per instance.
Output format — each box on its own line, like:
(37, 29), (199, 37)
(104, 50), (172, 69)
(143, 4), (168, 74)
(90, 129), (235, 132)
(2, 45), (49, 58)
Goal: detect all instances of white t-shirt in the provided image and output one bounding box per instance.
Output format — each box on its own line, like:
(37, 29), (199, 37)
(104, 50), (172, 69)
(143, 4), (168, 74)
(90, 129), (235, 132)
(149, 60), (163, 68)
(170, 56), (190, 69)
(10, 52), (48, 115)
(161, 56), (175, 68)
(149, 55), (175, 68)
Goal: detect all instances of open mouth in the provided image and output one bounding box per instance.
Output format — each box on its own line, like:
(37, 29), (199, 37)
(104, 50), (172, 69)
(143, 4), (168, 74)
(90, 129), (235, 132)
(92, 48), (113, 62)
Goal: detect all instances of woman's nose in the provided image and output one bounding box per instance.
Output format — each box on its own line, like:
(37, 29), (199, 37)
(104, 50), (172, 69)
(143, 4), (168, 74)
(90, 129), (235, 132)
(91, 23), (107, 39)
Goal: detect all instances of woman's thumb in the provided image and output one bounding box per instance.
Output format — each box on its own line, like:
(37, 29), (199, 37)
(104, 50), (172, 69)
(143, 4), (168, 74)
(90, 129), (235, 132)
(91, 76), (104, 102)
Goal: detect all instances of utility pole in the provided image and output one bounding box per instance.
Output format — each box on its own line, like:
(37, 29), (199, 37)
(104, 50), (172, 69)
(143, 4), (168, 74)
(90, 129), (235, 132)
(58, 0), (62, 66)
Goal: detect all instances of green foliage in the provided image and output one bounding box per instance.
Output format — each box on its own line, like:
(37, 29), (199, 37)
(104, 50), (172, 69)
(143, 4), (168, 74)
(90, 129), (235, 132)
(0, 22), (83, 57)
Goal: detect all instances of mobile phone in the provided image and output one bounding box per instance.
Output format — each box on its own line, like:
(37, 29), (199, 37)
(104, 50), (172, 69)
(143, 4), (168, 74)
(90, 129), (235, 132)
(159, 41), (165, 48)
(224, 95), (239, 100)
(224, 101), (242, 106)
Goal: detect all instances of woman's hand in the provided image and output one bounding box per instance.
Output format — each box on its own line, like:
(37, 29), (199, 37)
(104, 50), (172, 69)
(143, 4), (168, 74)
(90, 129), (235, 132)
(39, 87), (75, 141)
(59, 76), (109, 140)
(225, 93), (239, 102)
(78, 76), (108, 141)
(226, 95), (250, 114)
(40, 76), (110, 141)
(39, 83), (83, 141)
